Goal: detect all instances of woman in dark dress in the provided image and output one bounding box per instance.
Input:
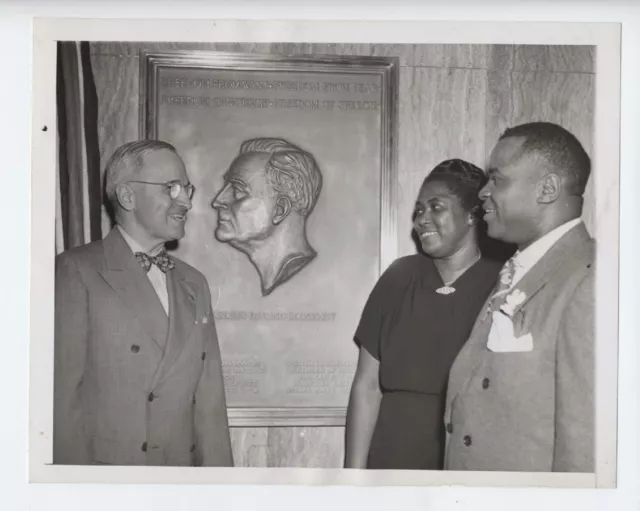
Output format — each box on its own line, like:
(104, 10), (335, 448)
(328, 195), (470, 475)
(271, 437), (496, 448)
(344, 159), (504, 470)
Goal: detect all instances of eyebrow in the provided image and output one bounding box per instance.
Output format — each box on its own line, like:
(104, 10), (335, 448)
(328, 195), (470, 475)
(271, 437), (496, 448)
(415, 196), (450, 207)
(223, 174), (249, 188)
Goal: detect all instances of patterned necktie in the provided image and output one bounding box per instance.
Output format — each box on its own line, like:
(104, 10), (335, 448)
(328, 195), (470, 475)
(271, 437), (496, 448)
(488, 257), (517, 310)
(135, 250), (175, 273)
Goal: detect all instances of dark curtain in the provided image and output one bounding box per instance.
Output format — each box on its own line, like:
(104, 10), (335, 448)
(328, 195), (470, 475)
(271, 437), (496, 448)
(56, 41), (102, 253)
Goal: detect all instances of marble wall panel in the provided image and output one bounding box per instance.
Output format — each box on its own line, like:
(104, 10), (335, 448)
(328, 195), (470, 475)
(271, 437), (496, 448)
(90, 52), (139, 171)
(230, 427), (344, 468)
(268, 43), (372, 57)
(92, 42), (275, 57)
(230, 427), (269, 467)
(370, 43), (489, 69)
(265, 427), (344, 468)
(489, 44), (595, 74)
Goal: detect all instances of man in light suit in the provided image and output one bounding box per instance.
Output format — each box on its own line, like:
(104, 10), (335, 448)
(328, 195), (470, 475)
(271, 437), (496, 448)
(54, 140), (233, 467)
(444, 122), (594, 472)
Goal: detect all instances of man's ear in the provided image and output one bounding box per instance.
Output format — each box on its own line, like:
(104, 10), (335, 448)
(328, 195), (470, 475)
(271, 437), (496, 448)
(115, 183), (135, 212)
(273, 196), (292, 225)
(537, 173), (562, 204)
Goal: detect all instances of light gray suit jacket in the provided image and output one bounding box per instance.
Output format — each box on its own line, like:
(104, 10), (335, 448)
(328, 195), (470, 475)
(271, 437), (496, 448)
(444, 223), (594, 472)
(54, 228), (233, 467)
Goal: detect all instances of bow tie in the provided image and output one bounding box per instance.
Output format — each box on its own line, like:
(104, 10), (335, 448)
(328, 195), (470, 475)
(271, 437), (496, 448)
(135, 250), (175, 273)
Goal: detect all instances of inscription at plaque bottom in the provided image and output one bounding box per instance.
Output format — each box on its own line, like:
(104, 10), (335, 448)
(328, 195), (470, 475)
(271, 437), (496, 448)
(223, 358), (267, 395)
(285, 360), (356, 395)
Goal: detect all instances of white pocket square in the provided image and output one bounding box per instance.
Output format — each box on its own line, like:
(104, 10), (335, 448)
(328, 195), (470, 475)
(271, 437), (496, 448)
(487, 312), (533, 352)
(195, 315), (209, 324)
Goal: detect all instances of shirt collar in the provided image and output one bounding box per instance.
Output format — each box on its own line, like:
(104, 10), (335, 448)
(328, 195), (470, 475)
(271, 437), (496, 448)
(512, 218), (582, 272)
(117, 225), (164, 257)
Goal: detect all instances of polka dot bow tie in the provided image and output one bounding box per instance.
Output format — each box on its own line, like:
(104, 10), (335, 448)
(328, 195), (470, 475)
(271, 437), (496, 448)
(135, 250), (175, 273)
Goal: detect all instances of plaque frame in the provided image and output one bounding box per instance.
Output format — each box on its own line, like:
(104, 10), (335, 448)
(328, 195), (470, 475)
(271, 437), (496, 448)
(139, 50), (399, 427)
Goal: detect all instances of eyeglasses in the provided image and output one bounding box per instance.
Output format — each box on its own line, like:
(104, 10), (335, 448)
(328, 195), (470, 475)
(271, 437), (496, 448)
(127, 180), (195, 200)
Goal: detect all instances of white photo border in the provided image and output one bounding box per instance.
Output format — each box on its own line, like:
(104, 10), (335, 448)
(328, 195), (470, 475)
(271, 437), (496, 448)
(28, 17), (621, 489)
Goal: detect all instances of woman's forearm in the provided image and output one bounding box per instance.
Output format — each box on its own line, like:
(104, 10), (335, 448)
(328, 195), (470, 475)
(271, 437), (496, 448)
(344, 385), (382, 468)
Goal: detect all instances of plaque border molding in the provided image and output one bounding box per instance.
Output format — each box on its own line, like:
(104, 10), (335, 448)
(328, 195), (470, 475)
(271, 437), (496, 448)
(139, 50), (399, 427)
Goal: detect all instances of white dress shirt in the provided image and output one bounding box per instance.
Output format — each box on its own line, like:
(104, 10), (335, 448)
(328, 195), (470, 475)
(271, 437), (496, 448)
(117, 225), (170, 315)
(509, 218), (583, 290)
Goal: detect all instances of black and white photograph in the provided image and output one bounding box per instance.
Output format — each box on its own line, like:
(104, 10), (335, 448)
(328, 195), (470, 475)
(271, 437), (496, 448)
(27, 17), (621, 489)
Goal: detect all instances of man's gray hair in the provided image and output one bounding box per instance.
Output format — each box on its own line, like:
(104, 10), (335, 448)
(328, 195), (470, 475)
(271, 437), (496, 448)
(239, 138), (323, 217)
(104, 140), (178, 204)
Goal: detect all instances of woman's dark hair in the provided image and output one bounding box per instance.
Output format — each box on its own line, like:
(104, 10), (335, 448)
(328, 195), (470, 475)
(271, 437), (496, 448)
(422, 159), (487, 220)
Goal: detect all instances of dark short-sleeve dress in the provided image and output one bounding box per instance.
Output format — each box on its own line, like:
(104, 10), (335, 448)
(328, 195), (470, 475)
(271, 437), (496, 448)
(355, 254), (502, 470)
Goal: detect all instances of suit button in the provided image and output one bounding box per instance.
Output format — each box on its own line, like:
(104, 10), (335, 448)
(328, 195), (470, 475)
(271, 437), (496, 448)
(190, 444), (196, 453)
(131, 344), (140, 353)
(141, 442), (147, 452)
(201, 352), (206, 361)
(148, 392), (155, 402)
(192, 395), (196, 405)
(463, 435), (472, 446)
(482, 378), (490, 389)
(446, 422), (453, 434)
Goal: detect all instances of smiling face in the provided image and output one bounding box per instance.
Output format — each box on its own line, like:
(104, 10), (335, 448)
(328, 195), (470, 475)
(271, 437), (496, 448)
(479, 136), (544, 247)
(127, 148), (192, 245)
(413, 179), (474, 259)
(211, 153), (278, 248)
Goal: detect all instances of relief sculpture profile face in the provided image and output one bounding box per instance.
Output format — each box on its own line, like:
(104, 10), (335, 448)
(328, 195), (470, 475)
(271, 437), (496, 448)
(211, 138), (323, 296)
(212, 152), (278, 250)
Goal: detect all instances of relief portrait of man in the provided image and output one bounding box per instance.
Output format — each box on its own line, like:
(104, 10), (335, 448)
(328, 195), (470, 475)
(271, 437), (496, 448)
(211, 138), (323, 296)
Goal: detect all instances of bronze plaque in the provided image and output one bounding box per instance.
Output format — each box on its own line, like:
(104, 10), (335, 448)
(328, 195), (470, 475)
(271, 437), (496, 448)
(140, 51), (398, 425)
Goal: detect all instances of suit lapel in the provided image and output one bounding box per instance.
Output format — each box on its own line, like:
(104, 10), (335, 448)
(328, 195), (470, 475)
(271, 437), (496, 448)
(97, 229), (168, 351)
(503, 223), (592, 318)
(150, 265), (197, 389)
(447, 223), (593, 406)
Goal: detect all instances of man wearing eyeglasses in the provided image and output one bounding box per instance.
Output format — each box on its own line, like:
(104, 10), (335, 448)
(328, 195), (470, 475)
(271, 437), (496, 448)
(53, 140), (233, 467)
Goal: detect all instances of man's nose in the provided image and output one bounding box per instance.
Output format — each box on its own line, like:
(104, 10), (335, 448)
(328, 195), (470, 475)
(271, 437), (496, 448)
(211, 197), (224, 210)
(175, 188), (193, 210)
(211, 184), (230, 210)
(478, 184), (490, 200)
